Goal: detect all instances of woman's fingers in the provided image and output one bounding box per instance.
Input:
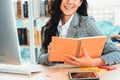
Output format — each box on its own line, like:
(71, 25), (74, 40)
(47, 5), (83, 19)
(65, 59), (80, 67)
(48, 42), (55, 53)
(82, 48), (91, 58)
(65, 54), (79, 61)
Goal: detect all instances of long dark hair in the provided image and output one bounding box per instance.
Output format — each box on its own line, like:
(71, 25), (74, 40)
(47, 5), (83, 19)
(41, 0), (88, 51)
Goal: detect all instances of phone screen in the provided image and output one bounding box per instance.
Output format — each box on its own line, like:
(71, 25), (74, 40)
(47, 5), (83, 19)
(69, 71), (99, 80)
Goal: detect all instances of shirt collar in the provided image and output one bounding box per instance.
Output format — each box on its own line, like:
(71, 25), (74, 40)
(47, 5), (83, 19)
(58, 14), (74, 27)
(57, 14), (74, 32)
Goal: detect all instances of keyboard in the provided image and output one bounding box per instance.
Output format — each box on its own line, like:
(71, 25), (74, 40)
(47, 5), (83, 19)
(0, 64), (42, 75)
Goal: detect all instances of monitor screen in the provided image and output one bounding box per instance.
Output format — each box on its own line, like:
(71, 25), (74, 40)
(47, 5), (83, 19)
(0, 0), (21, 65)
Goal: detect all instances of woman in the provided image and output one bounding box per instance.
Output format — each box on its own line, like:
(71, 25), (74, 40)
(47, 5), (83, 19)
(38, 0), (120, 67)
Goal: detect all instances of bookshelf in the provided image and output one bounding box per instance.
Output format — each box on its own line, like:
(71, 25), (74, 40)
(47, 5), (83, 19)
(14, 0), (49, 63)
(14, 0), (120, 63)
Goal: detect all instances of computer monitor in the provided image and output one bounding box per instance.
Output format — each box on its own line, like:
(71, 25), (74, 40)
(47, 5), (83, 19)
(0, 0), (21, 65)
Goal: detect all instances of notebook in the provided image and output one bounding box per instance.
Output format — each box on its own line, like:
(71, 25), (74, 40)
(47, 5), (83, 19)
(48, 36), (107, 62)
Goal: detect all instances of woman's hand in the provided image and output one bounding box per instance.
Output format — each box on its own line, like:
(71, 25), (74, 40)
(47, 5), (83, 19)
(48, 42), (52, 53)
(109, 35), (120, 39)
(47, 42), (53, 63)
(64, 48), (105, 67)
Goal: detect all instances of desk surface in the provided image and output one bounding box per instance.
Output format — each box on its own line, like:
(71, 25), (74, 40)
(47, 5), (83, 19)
(0, 64), (120, 80)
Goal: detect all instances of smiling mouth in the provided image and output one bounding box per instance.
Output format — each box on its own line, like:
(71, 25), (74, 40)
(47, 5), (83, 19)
(65, 6), (73, 10)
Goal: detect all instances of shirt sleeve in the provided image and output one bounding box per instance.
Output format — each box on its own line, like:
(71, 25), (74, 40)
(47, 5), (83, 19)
(86, 16), (120, 65)
(37, 26), (55, 66)
(38, 46), (55, 66)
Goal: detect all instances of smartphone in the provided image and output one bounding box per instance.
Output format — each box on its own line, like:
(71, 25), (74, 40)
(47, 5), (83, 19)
(68, 71), (99, 80)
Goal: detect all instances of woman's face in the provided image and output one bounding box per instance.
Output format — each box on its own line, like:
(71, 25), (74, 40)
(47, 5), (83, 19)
(60, 0), (83, 17)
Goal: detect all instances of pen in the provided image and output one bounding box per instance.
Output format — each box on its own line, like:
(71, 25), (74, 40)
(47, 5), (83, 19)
(98, 65), (117, 70)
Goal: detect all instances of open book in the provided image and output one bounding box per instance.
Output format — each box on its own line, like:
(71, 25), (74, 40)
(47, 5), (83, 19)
(48, 36), (107, 62)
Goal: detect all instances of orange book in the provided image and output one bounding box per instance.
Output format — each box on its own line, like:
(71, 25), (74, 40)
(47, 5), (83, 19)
(48, 36), (107, 62)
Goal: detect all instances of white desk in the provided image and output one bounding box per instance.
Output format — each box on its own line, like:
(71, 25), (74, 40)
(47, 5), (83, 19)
(0, 64), (120, 80)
